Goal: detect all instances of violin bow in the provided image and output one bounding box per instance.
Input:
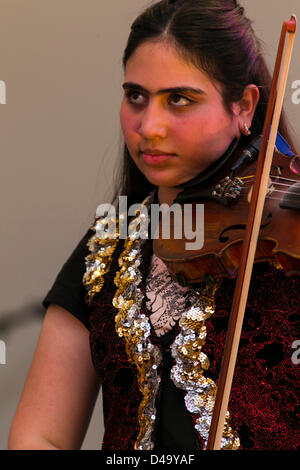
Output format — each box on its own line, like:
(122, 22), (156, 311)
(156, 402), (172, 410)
(206, 15), (297, 450)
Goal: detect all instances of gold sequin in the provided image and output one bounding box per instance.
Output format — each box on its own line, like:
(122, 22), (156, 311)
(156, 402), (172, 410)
(170, 281), (240, 449)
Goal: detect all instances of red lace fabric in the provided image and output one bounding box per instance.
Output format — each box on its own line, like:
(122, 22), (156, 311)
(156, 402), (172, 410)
(201, 265), (300, 450)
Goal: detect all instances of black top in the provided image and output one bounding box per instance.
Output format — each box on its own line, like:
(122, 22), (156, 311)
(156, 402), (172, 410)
(42, 227), (94, 331)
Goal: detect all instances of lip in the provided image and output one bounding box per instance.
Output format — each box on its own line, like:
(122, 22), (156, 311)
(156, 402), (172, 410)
(140, 149), (176, 164)
(140, 148), (175, 156)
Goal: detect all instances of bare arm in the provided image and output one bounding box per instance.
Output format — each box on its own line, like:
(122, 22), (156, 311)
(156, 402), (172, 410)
(8, 304), (102, 450)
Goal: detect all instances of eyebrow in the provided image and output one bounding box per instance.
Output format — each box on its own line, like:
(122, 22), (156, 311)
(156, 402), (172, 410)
(122, 82), (206, 96)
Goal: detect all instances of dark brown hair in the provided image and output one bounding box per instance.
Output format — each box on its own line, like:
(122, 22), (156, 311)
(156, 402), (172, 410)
(111, 0), (295, 207)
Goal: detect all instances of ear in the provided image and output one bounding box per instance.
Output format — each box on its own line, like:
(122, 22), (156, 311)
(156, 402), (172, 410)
(237, 84), (260, 133)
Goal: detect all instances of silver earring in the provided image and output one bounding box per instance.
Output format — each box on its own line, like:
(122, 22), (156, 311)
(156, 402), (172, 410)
(242, 123), (251, 136)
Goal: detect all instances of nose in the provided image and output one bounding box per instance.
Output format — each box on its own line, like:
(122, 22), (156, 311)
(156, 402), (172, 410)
(138, 101), (168, 140)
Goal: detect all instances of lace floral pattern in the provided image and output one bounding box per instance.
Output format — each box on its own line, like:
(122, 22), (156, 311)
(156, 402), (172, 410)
(146, 254), (192, 336)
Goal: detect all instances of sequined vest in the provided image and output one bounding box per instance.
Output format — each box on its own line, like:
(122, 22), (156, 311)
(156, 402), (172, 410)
(86, 230), (300, 450)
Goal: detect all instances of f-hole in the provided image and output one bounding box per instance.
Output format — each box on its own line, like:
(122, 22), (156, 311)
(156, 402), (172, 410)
(219, 213), (273, 243)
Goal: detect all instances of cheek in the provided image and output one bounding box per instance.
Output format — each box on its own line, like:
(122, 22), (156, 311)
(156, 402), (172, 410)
(170, 116), (206, 151)
(170, 115), (197, 139)
(120, 105), (137, 141)
(171, 111), (234, 163)
(120, 105), (128, 134)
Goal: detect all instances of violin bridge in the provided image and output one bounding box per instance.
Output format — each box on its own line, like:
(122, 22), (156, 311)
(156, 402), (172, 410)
(212, 176), (244, 205)
(267, 178), (276, 195)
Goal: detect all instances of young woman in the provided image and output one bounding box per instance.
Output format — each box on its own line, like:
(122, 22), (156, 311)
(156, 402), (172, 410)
(8, 0), (299, 450)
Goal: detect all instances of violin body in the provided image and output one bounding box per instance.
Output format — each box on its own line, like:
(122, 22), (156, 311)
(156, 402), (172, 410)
(153, 147), (300, 286)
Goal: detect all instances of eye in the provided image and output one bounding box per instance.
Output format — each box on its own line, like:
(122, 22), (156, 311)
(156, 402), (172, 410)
(125, 90), (147, 106)
(168, 94), (193, 107)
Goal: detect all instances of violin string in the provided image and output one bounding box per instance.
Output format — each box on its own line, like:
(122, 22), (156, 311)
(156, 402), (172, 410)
(269, 181), (296, 187)
(239, 184), (295, 193)
(224, 194), (297, 203)
(237, 183), (284, 191)
(238, 187), (300, 197)
(265, 194), (298, 201)
(267, 190), (299, 196)
(233, 186), (299, 199)
(271, 189), (299, 195)
(241, 183), (293, 192)
(238, 179), (296, 190)
(270, 175), (300, 183)
(239, 175), (299, 184)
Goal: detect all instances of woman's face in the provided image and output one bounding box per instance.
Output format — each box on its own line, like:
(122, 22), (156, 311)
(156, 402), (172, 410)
(120, 41), (241, 202)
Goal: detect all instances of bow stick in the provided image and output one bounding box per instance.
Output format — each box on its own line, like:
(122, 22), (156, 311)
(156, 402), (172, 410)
(206, 15), (297, 450)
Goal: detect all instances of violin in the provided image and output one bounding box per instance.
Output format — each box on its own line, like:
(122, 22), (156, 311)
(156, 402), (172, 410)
(153, 138), (300, 286)
(153, 15), (298, 450)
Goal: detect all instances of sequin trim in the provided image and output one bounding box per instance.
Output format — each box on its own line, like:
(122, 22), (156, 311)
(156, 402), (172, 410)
(112, 193), (162, 450)
(170, 287), (240, 449)
(83, 214), (120, 305)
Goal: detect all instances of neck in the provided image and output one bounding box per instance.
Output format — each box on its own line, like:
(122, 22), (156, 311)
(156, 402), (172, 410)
(157, 186), (183, 206)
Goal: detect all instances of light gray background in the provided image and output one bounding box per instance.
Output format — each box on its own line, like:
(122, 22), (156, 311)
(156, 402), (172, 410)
(1, 0), (299, 450)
